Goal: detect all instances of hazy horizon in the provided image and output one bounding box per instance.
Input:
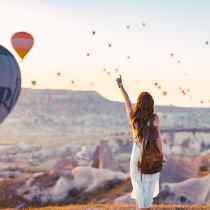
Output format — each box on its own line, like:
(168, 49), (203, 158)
(19, 87), (210, 109)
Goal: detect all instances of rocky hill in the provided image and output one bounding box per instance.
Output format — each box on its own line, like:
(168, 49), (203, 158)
(0, 88), (210, 147)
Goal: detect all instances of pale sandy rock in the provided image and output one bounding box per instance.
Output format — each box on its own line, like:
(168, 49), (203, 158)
(114, 192), (134, 204)
(162, 174), (210, 204)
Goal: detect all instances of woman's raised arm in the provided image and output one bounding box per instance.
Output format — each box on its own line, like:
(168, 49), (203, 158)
(116, 74), (132, 118)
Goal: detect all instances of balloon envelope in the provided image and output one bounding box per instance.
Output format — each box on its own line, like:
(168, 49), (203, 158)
(163, 91), (167, 96)
(0, 45), (21, 124)
(31, 80), (36, 86)
(11, 32), (34, 59)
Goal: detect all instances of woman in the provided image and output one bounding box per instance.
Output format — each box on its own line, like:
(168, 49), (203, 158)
(116, 74), (166, 210)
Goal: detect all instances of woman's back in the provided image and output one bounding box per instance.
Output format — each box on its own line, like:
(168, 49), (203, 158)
(130, 141), (160, 208)
(129, 113), (162, 208)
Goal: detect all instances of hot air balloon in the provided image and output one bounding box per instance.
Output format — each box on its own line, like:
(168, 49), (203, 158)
(92, 31), (96, 35)
(181, 90), (186, 96)
(154, 82), (158, 86)
(126, 25), (130, 29)
(57, 72), (61, 77)
(31, 80), (36, 86)
(114, 68), (119, 73)
(205, 41), (209, 45)
(86, 52), (90, 56)
(170, 53), (174, 57)
(0, 45), (21, 124)
(11, 32), (34, 60)
(108, 43), (112, 48)
(127, 56), (131, 59)
(71, 80), (75, 84)
(162, 91), (167, 96)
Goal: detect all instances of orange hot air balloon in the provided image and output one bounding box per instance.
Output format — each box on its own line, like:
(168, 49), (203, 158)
(11, 32), (34, 60)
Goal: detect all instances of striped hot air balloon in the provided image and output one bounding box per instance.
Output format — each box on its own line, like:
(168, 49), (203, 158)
(11, 32), (34, 60)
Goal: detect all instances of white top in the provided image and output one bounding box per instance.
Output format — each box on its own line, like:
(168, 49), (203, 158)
(129, 141), (160, 208)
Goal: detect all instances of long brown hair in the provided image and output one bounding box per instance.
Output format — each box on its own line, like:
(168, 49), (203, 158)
(130, 91), (158, 143)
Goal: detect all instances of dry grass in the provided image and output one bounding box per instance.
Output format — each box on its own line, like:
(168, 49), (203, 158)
(4, 204), (210, 210)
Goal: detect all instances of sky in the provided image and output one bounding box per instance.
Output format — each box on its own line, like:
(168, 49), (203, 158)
(1, 0), (210, 107)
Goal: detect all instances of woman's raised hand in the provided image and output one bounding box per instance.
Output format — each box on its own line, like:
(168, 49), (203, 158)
(116, 74), (123, 88)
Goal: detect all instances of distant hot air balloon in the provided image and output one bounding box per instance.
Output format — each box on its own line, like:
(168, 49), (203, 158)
(126, 25), (130, 29)
(154, 82), (158, 86)
(86, 52), (90, 56)
(108, 43), (112, 48)
(170, 53), (174, 57)
(31, 80), (36, 86)
(205, 41), (209, 45)
(114, 68), (119, 73)
(11, 32), (34, 60)
(181, 90), (186, 96)
(71, 80), (75, 84)
(162, 91), (167, 96)
(0, 45), (21, 124)
(92, 31), (96, 35)
(57, 72), (61, 77)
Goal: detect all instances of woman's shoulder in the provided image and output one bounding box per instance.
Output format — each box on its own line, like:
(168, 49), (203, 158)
(152, 112), (160, 124)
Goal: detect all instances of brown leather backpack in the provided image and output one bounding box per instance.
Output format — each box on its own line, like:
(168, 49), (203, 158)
(137, 118), (164, 177)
